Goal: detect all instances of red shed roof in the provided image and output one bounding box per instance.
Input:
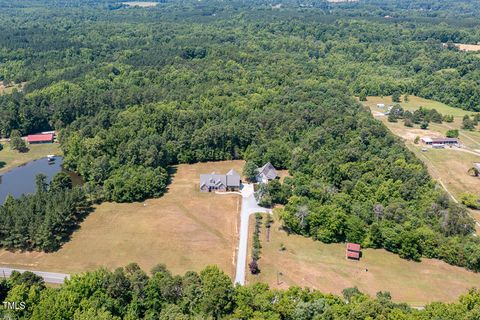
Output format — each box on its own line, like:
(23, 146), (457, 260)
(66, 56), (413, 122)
(27, 133), (54, 143)
(346, 251), (360, 259)
(346, 243), (361, 252)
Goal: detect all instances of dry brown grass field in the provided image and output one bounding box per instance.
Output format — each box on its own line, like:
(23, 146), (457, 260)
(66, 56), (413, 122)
(455, 43), (480, 52)
(0, 160), (244, 277)
(246, 213), (480, 306)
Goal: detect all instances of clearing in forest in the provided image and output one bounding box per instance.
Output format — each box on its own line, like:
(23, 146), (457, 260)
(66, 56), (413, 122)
(455, 43), (480, 52)
(0, 161), (244, 277)
(246, 213), (480, 306)
(363, 95), (475, 117)
(0, 82), (25, 95)
(122, 1), (159, 7)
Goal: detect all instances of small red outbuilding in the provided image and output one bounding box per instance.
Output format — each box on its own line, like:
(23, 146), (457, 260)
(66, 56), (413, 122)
(346, 250), (360, 260)
(346, 242), (361, 260)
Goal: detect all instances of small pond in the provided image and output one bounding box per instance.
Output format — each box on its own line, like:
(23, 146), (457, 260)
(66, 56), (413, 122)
(0, 157), (81, 203)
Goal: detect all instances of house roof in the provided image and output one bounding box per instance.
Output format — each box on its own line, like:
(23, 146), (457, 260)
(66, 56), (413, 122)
(346, 251), (360, 259)
(431, 137), (459, 143)
(27, 133), (54, 143)
(226, 169), (240, 177)
(346, 243), (361, 252)
(421, 137), (433, 143)
(200, 173), (227, 189)
(226, 169), (241, 187)
(200, 169), (240, 188)
(257, 162), (277, 180)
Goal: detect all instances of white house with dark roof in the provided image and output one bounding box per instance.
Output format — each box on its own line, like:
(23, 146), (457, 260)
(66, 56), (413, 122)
(200, 169), (241, 192)
(256, 162), (277, 184)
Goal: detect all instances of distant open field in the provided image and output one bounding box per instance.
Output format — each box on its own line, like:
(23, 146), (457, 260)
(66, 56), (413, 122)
(0, 142), (61, 174)
(0, 82), (25, 95)
(122, 1), (158, 7)
(246, 212), (480, 306)
(410, 148), (480, 198)
(455, 43), (480, 52)
(364, 96), (480, 229)
(363, 95), (475, 117)
(0, 161), (244, 277)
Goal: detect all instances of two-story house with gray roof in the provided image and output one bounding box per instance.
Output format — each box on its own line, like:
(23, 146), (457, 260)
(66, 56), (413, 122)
(200, 169), (241, 192)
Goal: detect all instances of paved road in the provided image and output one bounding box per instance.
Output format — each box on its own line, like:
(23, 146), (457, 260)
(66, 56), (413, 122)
(234, 184), (271, 285)
(0, 267), (70, 284)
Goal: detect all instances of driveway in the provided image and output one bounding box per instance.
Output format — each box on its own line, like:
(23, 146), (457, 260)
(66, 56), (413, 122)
(234, 184), (271, 285)
(0, 267), (70, 284)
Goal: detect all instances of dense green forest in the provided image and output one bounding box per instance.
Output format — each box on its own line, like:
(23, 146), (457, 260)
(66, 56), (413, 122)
(0, 173), (89, 251)
(0, 264), (480, 320)
(0, 0), (480, 139)
(0, 0), (480, 279)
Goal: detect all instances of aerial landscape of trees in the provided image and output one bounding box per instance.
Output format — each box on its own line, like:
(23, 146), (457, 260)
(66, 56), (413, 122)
(0, 0), (480, 315)
(0, 0), (478, 270)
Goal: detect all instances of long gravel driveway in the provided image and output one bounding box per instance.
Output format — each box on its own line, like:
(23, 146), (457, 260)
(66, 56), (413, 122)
(234, 184), (271, 285)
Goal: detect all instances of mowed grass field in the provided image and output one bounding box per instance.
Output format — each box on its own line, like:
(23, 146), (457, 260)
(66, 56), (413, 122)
(0, 160), (244, 277)
(0, 142), (61, 173)
(363, 95), (475, 117)
(246, 213), (480, 306)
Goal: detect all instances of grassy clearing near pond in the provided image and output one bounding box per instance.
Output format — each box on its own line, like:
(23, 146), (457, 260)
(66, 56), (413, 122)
(0, 142), (61, 174)
(0, 161), (244, 278)
(246, 212), (480, 306)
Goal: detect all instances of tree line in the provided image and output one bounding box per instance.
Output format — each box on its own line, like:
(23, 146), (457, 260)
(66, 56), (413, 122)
(1, 263), (480, 320)
(0, 173), (90, 252)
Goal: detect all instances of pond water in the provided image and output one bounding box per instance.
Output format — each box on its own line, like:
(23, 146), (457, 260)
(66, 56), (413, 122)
(0, 157), (81, 203)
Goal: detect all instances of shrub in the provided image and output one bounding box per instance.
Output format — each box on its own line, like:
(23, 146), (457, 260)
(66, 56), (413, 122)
(460, 193), (480, 209)
(446, 129), (459, 138)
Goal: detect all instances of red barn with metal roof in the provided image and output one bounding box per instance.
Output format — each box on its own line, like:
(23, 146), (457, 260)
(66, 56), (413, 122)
(27, 133), (54, 144)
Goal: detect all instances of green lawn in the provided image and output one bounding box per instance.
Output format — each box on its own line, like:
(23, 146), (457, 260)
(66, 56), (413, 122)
(364, 95), (475, 117)
(0, 142), (61, 173)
